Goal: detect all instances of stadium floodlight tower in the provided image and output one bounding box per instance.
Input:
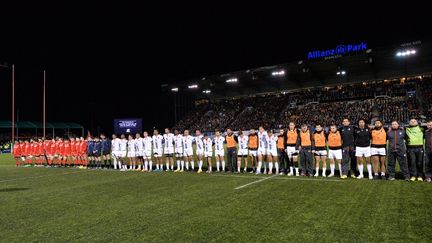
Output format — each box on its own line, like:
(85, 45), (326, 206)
(336, 70), (346, 76)
(171, 87), (179, 92)
(188, 84), (198, 89)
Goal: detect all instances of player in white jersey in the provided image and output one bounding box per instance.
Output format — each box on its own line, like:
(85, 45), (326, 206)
(182, 130), (194, 171)
(237, 130), (249, 173)
(111, 134), (121, 170)
(194, 130), (204, 173)
(142, 131), (153, 172)
(203, 133), (213, 173)
(257, 126), (269, 174)
(214, 130), (225, 172)
(118, 134), (128, 171)
(267, 130), (279, 175)
(173, 129), (184, 172)
(127, 134), (136, 170)
(135, 133), (144, 171)
(152, 129), (164, 171)
(163, 128), (175, 171)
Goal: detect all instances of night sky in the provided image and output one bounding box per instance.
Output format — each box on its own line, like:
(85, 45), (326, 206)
(0, 2), (431, 134)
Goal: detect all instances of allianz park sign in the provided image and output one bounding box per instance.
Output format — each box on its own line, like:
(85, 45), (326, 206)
(307, 42), (368, 60)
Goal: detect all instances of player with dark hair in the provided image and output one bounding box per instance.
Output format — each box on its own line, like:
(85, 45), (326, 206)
(296, 124), (313, 176)
(339, 118), (357, 178)
(354, 119), (372, 179)
(370, 119), (387, 179)
(312, 124), (327, 177)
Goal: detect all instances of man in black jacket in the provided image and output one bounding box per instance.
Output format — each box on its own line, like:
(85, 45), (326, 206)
(387, 121), (410, 181)
(424, 121), (432, 182)
(339, 118), (357, 178)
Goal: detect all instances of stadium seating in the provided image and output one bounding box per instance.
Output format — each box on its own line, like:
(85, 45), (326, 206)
(174, 77), (431, 132)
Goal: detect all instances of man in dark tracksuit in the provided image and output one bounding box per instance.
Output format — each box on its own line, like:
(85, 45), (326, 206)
(100, 134), (111, 169)
(339, 118), (357, 178)
(296, 124), (314, 176)
(387, 121), (410, 180)
(93, 137), (102, 169)
(277, 129), (287, 174)
(225, 128), (238, 173)
(405, 119), (425, 181)
(424, 121), (432, 182)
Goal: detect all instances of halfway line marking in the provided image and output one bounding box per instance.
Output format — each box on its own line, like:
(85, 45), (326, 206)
(234, 175), (278, 190)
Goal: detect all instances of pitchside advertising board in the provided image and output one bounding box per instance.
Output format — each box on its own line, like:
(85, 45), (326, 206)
(114, 119), (142, 134)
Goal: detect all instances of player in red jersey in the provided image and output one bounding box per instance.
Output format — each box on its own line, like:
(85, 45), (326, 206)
(75, 138), (82, 166)
(30, 139), (38, 165)
(13, 141), (22, 166)
(45, 138), (54, 166)
(80, 137), (88, 167)
(43, 138), (50, 166)
(70, 137), (77, 166)
(57, 138), (65, 166)
(24, 140), (32, 165)
(37, 139), (45, 165)
(64, 139), (72, 166)
(54, 138), (61, 165)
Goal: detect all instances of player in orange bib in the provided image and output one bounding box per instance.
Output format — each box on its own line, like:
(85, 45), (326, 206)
(370, 119), (388, 179)
(312, 124), (327, 177)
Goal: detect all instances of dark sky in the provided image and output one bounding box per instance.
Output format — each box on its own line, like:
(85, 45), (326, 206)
(0, 1), (431, 134)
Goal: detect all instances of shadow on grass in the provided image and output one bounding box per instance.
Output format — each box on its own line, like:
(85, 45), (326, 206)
(0, 187), (30, 192)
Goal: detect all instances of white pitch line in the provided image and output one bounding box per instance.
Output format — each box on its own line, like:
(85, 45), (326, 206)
(211, 174), (342, 182)
(234, 175), (278, 190)
(0, 170), (86, 183)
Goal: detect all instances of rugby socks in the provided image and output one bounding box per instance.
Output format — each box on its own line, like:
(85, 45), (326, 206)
(176, 160), (180, 170)
(367, 164), (372, 177)
(358, 164), (364, 177)
(222, 161), (225, 171)
(257, 161), (262, 173)
(269, 162), (273, 173)
(144, 161), (148, 170)
(275, 162), (279, 173)
(185, 161), (189, 170)
(330, 164), (335, 175)
(216, 161), (220, 171)
(191, 161), (194, 170)
(181, 160), (184, 170)
(198, 160), (203, 171)
(149, 161), (153, 171)
(166, 162), (169, 171)
(338, 163), (342, 176)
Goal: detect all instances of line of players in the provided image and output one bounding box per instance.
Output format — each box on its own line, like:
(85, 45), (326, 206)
(12, 118), (432, 181)
(109, 118), (432, 182)
(12, 137), (90, 167)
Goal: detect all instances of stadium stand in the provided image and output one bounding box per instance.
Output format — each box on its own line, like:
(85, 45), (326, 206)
(174, 77), (431, 132)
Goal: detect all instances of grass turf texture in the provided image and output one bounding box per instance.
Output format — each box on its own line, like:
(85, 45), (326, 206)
(0, 153), (431, 242)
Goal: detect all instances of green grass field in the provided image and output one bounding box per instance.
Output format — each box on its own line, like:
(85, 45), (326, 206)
(0, 153), (431, 242)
